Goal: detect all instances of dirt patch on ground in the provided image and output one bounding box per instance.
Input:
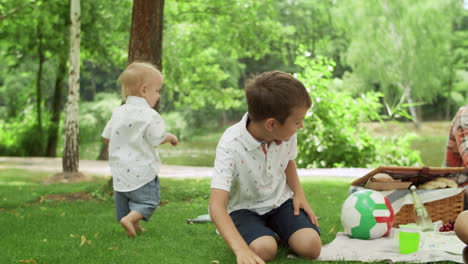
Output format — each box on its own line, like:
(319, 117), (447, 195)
(34, 192), (94, 203)
(43, 172), (91, 184)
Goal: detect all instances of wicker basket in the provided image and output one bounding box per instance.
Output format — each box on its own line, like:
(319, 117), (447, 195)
(351, 166), (467, 227)
(393, 191), (465, 227)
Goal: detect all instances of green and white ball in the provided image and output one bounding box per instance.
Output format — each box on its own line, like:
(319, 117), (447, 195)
(341, 189), (395, 240)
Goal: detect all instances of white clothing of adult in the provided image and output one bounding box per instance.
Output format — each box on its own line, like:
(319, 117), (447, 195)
(211, 113), (297, 215)
(102, 96), (166, 192)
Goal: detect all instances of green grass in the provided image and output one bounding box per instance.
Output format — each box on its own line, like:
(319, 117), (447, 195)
(1, 169), (458, 264)
(0, 168), (361, 264)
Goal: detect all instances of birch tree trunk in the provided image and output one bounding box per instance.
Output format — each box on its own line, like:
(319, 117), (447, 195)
(62, 0), (81, 176)
(403, 84), (420, 129)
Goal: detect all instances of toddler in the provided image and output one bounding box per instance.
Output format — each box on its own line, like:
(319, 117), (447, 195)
(102, 62), (178, 237)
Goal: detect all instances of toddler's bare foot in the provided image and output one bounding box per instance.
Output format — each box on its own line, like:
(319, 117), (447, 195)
(135, 225), (145, 234)
(120, 217), (137, 237)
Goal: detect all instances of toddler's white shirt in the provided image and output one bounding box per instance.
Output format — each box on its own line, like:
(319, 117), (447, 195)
(211, 113), (297, 215)
(102, 96), (166, 192)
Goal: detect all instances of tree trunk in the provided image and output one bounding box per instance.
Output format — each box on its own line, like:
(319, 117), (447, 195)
(128, 0), (164, 110)
(35, 19), (45, 137)
(128, 0), (164, 70)
(46, 53), (67, 157)
(403, 84), (420, 129)
(62, 0), (81, 175)
(97, 143), (108, 160)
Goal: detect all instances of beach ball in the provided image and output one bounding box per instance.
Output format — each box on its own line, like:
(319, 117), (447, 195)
(341, 189), (394, 239)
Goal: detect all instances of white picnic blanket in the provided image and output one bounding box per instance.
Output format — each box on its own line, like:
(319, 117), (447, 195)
(318, 229), (465, 263)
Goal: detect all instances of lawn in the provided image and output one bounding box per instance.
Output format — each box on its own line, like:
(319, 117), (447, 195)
(0, 168), (358, 264)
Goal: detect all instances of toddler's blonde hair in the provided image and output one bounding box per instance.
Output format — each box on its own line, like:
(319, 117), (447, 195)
(118, 62), (162, 99)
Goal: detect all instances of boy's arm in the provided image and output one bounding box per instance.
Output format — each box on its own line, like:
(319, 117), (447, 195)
(209, 189), (265, 264)
(285, 160), (319, 226)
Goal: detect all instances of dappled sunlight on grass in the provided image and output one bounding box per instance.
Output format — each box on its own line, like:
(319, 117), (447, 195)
(0, 180), (35, 186)
(0, 168), (51, 183)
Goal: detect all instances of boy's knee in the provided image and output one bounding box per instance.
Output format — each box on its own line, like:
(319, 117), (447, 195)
(288, 228), (322, 259)
(455, 211), (468, 244)
(250, 236), (278, 261)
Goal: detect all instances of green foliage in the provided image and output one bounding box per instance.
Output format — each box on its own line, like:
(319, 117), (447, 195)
(162, 0), (283, 111)
(333, 0), (462, 114)
(0, 107), (49, 156)
(161, 111), (189, 141)
(372, 133), (422, 167)
(1, 0), (466, 159)
(79, 92), (120, 144)
(77, 92), (120, 159)
(295, 55), (421, 168)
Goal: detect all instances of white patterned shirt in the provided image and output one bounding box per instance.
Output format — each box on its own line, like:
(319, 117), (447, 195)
(102, 96), (166, 192)
(211, 113), (297, 215)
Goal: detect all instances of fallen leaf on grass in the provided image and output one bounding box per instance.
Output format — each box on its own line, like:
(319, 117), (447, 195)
(7, 211), (23, 218)
(210, 261), (220, 264)
(18, 259), (37, 263)
(80, 235), (92, 246)
(329, 226), (335, 233)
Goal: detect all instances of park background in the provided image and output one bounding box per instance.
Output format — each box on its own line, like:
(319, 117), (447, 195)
(0, 0), (467, 169)
(0, 0), (467, 263)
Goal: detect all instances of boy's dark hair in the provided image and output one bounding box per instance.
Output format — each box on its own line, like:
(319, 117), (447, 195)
(245, 71), (312, 124)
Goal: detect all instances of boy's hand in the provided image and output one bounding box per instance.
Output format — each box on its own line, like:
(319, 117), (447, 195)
(293, 196), (319, 227)
(235, 248), (265, 264)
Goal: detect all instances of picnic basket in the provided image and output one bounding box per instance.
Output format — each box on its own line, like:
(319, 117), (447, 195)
(351, 166), (467, 227)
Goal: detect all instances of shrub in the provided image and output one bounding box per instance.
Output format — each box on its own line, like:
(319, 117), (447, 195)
(0, 106), (48, 156)
(295, 55), (421, 168)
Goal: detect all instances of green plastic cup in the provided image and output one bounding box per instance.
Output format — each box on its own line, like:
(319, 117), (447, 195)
(397, 225), (423, 254)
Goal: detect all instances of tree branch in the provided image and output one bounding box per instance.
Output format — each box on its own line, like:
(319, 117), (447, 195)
(0, 2), (34, 21)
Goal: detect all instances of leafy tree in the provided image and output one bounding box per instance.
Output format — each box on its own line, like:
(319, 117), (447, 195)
(446, 8), (468, 117)
(0, 0), (71, 156)
(162, 0), (283, 111)
(334, 0), (461, 127)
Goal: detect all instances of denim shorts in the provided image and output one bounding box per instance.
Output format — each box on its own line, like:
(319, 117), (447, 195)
(114, 177), (160, 222)
(230, 199), (321, 245)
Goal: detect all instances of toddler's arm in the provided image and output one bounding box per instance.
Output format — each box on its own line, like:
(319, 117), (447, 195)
(160, 132), (178, 146)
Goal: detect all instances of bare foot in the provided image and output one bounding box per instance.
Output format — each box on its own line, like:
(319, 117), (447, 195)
(134, 222), (145, 233)
(120, 217), (137, 237)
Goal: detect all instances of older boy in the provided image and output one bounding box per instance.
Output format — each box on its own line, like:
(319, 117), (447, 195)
(102, 62), (178, 237)
(209, 71), (321, 263)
